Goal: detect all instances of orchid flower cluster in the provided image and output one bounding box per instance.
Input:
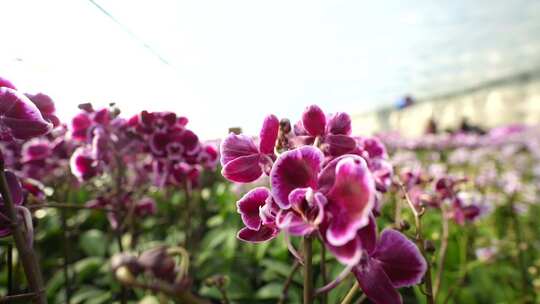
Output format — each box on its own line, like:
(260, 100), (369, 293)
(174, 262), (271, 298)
(385, 124), (540, 301)
(65, 105), (219, 229)
(220, 105), (427, 303)
(0, 78), (54, 240)
(126, 110), (218, 188)
(400, 168), (487, 226)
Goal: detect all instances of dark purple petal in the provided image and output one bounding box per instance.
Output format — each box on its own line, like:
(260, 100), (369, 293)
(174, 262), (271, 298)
(259, 114), (279, 154)
(325, 156), (374, 246)
(221, 154), (263, 183)
(327, 112), (352, 135)
(354, 259), (402, 304)
(323, 234), (363, 265)
(220, 133), (258, 165)
(179, 129), (199, 152)
(4, 171), (23, 205)
(237, 187), (270, 230)
(70, 113), (92, 141)
(237, 226), (279, 243)
(372, 229), (427, 288)
(135, 197), (157, 216)
(323, 134), (356, 156)
(369, 158), (393, 192)
(362, 137), (387, 158)
(270, 146), (324, 209)
(302, 105), (326, 137)
(358, 214), (377, 254)
(0, 88), (52, 140)
(25, 93), (60, 126)
(93, 108), (110, 125)
(150, 132), (169, 156)
(25, 93), (55, 114)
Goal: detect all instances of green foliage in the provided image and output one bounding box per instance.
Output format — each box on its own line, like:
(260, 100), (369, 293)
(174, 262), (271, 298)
(1, 159), (539, 303)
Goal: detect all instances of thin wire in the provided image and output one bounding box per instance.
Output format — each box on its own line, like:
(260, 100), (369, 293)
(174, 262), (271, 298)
(86, 0), (171, 66)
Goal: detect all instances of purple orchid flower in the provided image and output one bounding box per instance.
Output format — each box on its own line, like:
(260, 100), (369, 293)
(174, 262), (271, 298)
(220, 114), (279, 183)
(22, 139), (52, 163)
(451, 193), (483, 225)
(269, 146), (375, 247)
(70, 112), (93, 141)
(134, 196), (157, 216)
(70, 146), (100, 181)
(293, 105), (356, 156)
(236, 187), (280, 243)
(356, 137), (393, 192)
(352, 228), (427, 304)
(0, 87), (52, 141)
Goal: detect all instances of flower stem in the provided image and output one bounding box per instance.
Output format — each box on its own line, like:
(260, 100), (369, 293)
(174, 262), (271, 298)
(433, 204), (450, 300)
(353, 294), (367, 304)
(7, 244), (13, 295)
(320, 241), (328, 304)
(509, 198), (533, 300)
(113, 153), (127, 304)
(277, 261), (300, 304)
(183, 180), (193, 250)
(0, 168), (46, 304)
(61, 208), (71, 304)
(303, 236), (314, 304)
(29, 203), (116, 212)
(401, 184), (434, 304)
(340, 281), (358, 304)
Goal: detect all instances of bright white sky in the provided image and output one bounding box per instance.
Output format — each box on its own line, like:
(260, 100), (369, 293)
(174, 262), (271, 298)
(1, 0), (539, 138)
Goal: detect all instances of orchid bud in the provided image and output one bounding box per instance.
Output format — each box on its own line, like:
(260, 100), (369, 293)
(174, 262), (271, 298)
(424, 240), (436, 253)
(138, 246), (177, 283)
(398, 220), (410, 231)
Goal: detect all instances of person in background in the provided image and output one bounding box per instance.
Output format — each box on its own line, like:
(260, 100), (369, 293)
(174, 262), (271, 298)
(459, 117), (485, 134)
(425, 117), (438, 134)
(395, 95), (416, 109)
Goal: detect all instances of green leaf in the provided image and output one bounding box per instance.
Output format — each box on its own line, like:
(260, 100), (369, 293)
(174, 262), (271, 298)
(71, 286), (110, 304)
(79, 229), (107, 257)
(255, 283), (283, 299)
(73, 257), (105, 282)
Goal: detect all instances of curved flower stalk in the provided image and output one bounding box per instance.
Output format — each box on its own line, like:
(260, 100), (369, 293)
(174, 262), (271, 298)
(221, 105), (426, 304)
